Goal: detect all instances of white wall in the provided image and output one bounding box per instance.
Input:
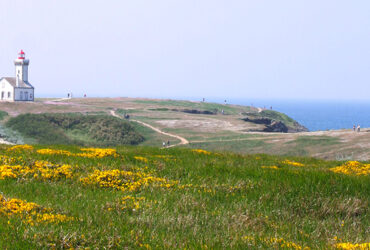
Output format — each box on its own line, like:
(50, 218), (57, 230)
(0, 79), (15, 101)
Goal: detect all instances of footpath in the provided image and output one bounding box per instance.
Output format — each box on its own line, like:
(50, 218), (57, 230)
(110, 110), (189, 148)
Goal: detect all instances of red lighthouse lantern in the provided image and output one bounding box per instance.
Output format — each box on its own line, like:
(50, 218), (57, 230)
(18, 50), (25, 59)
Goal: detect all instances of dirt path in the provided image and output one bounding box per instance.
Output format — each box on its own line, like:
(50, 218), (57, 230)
(46, 97), (71, 102)
(110, 110), (189, 148)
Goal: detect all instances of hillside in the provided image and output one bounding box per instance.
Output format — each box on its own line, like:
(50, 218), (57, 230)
(6, 113), (144, 146)
(0, 98), (369, 160)
(0, 145), (369, 249)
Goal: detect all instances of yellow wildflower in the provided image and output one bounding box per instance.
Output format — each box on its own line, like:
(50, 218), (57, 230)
(0, 194), (74, 225)
(330, 161), (370, 176)
(282, 160), (305, 167)
(192, 149), (211, 155)
(134, 156), (148, 163)
(7, 144), (34, 151)
(334, 242), (370, 249)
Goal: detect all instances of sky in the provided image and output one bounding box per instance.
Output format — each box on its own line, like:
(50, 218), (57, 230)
(0, 0), (369, 100)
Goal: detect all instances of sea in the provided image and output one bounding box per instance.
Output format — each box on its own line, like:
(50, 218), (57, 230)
(206, 98), (370, 132)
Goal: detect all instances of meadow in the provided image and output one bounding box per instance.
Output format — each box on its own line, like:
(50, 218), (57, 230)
(0, 144), (369, 249)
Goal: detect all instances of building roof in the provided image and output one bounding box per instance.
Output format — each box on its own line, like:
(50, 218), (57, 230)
(0, 77), (34, 89)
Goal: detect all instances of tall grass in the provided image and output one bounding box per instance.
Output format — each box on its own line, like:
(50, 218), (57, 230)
(0, 145), (368, 249)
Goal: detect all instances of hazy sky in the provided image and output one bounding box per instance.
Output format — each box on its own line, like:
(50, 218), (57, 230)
(0, 1), (369, 100)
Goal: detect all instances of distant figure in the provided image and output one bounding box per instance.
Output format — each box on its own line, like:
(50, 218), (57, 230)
(353, 125), (356, 132)
(357, 125), (361, 132)
(124, 114), (130, 119)
(84, 94), (87, 98)
(202, 98), (205, 102)
(270, 106), (272, 110)
(162, 142), (166, 147)
(224, 100), (227, 104)
(67, 93), (70, 98)
(167, 140), (170, 147)
(221, 109), (224, 115)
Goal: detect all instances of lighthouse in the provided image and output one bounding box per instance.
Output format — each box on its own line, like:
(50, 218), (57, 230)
(0, 50), (34, 101)
(14, 50), (30, 85)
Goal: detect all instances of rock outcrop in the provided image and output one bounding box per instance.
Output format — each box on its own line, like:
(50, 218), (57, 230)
(263, 121), (289, 132)
(242, 117), (308, 133)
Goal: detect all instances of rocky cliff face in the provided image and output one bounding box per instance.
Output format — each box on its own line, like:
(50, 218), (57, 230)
(287, 122), (309, 133)
(242, 117), (308, 133)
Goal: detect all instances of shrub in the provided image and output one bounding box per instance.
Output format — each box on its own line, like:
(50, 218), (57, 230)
(6, 113), (144, 146)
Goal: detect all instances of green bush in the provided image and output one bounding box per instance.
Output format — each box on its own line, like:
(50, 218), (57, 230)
(0, 110), (8, 120)
(6, 113), (144, 146)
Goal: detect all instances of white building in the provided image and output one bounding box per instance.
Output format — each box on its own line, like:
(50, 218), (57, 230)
(0, 50), (34, 102)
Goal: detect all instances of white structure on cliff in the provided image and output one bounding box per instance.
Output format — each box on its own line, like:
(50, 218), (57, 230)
(0, 50), (34, 102)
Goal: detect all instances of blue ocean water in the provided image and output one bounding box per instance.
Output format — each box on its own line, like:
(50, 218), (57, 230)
(208, 98), (370, 132)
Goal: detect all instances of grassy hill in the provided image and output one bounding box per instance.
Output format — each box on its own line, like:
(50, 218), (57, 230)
(0, 145), (368, 249)
(0, 98), (369, 160)
(5, 113), (144, 146)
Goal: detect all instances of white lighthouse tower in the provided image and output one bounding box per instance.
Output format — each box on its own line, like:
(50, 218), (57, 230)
(0, 50), (34, 101)
(14, 50), (30, 85)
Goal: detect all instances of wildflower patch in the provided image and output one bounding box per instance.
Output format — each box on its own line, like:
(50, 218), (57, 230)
(282, 160), (305, 167)
(134, 156), (148, 163)
(0, 154), (25, 165)
(80, 169), (171, 192)
(334, 242), (370, 249)
(37, 147), (118, 158)
(0, 195), (74, 226)
(242, 235), (309, 250)
(192, 149), (212, 155)
(7, 144), (34, 151)
(330, 161), (370, 176)
(0, 160), (73, 180)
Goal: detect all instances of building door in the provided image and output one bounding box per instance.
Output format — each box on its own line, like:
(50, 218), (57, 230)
(20, 91), (23, 100)
(25, 92), (28, 101)
(1, 92), (4, 100)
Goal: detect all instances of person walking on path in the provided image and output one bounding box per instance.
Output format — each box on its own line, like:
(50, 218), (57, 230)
(353, 125), (356, 132)
(162, 141), (166, 147)
(167, 140), (170, 147)
(357, 125), (361, 132)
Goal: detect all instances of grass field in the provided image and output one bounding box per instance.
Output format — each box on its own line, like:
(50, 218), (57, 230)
(132, 99), (248, 115)
(0, 144), (369, 249)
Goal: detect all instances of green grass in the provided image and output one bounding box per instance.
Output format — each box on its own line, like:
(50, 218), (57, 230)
(0, 145), (368, 249)
(130, 121), (180, 146)
(133, 99), (247, 114)
(188, 139), (269, 154)
(116, 108), (143, 114)
(0, 111), (8, 121)
(5, 113), (144, 146)
(289, 136), (341, 147)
